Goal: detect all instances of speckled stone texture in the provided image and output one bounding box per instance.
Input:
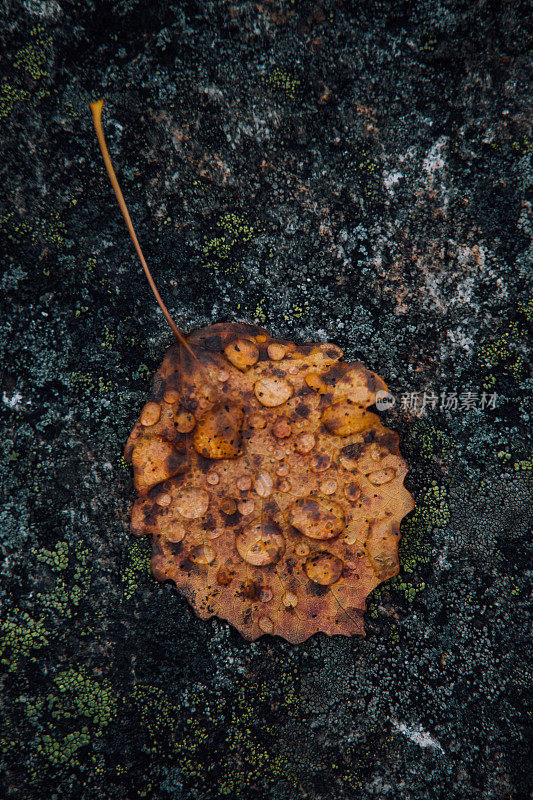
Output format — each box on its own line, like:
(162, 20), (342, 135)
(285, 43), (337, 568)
(0, 2), (531, 799)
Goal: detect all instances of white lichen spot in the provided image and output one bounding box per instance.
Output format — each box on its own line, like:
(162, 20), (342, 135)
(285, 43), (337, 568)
(22, 0), (62, 18)
(444, 327), (475, 355)
(383, 170), (403, 193)
(422, 136), (448, 182)
(392, 719), (445, 753)
(2, 391), (23, 411)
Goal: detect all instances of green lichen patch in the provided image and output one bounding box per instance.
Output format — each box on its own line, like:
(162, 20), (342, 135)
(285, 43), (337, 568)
(33, 540), (69, 572)
(121, 538), (152, 600)
(478, 320), (529, 383)
(0, 26), (53, 121)
(0, 84), (30, 119)
(201, 212), (258, 279)
(369, 482), (449, 615)
(38, 727), (91, 766)
(0, 208), (67, 249)
(122, 669), (329, 796)
(261, 68), (301, 100)
(0, 540), (94, 673)
(411, 419), (456, 466)
(13, 27), (53, 81)
(48, 667), (118, 730)
(0, 610), (49, 672)
(518, 293), (533, 324)
(284, 298), (310, 321)
(513, 455), (533, 472)
(4, 661), (119, 778)
(69, 370), (115, 396)
(398, 482), (449, 572)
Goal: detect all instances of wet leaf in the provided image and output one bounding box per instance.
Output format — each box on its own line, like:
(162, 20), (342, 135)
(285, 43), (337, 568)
(125, 323), (415, 642)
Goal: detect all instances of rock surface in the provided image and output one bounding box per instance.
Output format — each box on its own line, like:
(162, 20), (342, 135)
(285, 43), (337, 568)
(0, 2), (531, 799)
